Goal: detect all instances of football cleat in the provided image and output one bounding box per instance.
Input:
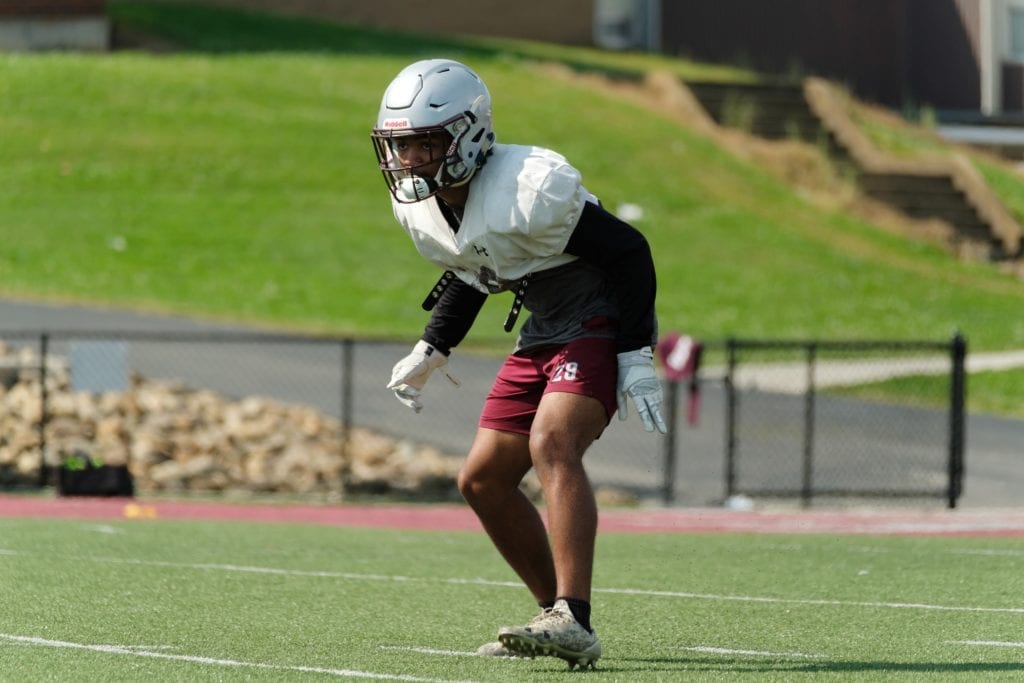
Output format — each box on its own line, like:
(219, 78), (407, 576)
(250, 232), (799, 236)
(497, 599), (601, 669)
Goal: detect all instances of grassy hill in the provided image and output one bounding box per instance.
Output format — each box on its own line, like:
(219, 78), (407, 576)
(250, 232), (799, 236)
(2, 1), (1024, 416)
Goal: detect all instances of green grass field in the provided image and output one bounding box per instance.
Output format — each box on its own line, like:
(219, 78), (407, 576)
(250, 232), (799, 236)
(1, 516), (1022, 681)
(1, 1), (1021, 345)
(2, 1), (1024, 417)
(832, 366), (1024, 417)
(2, 7), (1022, 681)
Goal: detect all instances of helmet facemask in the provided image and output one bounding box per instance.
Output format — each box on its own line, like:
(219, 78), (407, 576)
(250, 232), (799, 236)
(372, 108), (489, 204)
(372, 60), (494, 203)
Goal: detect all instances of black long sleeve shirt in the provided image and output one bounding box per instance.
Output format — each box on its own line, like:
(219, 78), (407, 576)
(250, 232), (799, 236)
(422, 200), (657, 355)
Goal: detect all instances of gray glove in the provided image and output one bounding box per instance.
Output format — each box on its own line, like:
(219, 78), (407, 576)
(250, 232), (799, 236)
(617, 346), (667, 434)
(387, 340), (459, 412)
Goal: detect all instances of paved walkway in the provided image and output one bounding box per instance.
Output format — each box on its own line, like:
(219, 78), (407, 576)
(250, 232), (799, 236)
(0, 298), (1020, 509)
(703, 350), (1024, 394)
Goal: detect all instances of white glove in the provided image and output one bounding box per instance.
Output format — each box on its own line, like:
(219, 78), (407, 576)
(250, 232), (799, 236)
(386, 340), (458, 413)
(617, 346), (667, 434)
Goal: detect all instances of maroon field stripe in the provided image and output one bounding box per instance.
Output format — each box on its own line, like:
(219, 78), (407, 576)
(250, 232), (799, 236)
(2, 494), (1023, 537)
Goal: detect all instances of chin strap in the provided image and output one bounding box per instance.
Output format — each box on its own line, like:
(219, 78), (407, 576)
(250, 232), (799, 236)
(422, 271), (530, 334)
(503, 276), (530, 332)
(423, 271), (456, 311)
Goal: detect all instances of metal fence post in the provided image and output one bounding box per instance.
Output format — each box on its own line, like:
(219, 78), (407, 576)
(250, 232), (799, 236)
(661, 379), (679, 504)
(724, 337), (738, 498)
(801, 342), (817, 508)
(948, 332), (967, 509)
(340, 338), (354, 491)
(36, 333), (49, 487)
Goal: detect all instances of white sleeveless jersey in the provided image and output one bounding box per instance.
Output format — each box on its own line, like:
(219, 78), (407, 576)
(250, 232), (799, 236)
(391, 144), (587, 294)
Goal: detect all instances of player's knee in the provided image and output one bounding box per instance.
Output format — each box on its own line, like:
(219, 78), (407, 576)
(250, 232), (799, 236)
(529, 428), (585, 471)
(459, 465), (524, 511)
(456, 468), (477, 501)
(457, 467), (494, 507)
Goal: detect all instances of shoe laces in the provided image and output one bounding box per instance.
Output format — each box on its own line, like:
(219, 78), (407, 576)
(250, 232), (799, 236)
(529, 606), (576, 629)
(527, 608), (554, 626)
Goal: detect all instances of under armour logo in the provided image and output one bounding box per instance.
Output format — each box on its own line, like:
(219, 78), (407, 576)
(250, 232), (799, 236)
(472, 244), (489, 256)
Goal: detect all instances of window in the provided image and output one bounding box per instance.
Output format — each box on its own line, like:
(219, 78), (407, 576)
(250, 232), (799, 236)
(1010, 5), (1024, 61)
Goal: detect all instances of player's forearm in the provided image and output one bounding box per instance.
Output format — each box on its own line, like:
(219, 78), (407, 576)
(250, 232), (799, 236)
(421, 277), (488, 354)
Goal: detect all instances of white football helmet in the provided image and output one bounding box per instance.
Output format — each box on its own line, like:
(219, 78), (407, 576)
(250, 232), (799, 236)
(371, 59), (495, 203)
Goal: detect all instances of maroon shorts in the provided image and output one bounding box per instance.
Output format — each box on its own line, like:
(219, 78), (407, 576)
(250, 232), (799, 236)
(478, 336), (618, 436)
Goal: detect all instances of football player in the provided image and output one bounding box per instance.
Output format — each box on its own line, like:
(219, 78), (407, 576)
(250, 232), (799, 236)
(372, 59), (665, 669)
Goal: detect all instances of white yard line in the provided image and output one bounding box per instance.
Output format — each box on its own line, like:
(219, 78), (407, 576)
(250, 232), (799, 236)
(99, 556), (417, 581)
(83, 555), (1024, 615)
(949, 548), (1024, 557)
(947, 640), (1024, 648)
(379, 645), (481, 658)
(601, 586), (1024, 614)
(0, 633), (478, 683)
(91, 555), (523, 587)
(756, 542), (1024, 558)
(680, 645), (825, 659)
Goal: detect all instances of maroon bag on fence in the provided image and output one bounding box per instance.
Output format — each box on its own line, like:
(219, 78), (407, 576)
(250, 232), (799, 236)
(656, 332), (704, 426)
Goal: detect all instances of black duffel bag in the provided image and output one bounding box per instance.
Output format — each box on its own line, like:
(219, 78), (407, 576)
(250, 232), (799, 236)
(57, 451), (134, 497)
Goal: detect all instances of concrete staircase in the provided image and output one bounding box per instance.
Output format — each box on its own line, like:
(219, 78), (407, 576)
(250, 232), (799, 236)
(686, 81), (852, 165)
(856, 172), (993, 247)
(687, 82), (820, 140)
(686, 79), (1023, 261)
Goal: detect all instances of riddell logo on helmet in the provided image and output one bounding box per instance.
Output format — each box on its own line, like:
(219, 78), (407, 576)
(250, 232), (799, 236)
(383, 118), (411, 129)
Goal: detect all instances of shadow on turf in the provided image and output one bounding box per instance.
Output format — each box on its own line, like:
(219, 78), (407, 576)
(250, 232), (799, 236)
(612, 657), (1024, 675)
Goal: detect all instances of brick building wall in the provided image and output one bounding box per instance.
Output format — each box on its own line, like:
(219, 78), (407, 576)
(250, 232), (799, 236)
(0, 0), (106, 16)
(146, 0), (595, 46)
(660, 0), (981, 111)
(0, 0), (109, 49)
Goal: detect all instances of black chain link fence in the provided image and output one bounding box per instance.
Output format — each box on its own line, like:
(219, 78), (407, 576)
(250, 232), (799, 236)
(0, 331), (965, 507)
(721, 336), (966, 508)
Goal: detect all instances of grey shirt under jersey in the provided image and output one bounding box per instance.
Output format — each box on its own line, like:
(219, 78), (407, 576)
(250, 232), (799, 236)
(514, 259), (618, 353)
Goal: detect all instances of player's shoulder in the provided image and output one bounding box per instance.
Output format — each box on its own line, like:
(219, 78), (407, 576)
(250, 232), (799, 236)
(471, 144), (585, 242)
(490, 143), (577, 176)
(483, 143), (582, 200)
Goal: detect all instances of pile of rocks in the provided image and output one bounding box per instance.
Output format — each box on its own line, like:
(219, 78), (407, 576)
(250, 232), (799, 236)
(0, 342), (463, 499)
